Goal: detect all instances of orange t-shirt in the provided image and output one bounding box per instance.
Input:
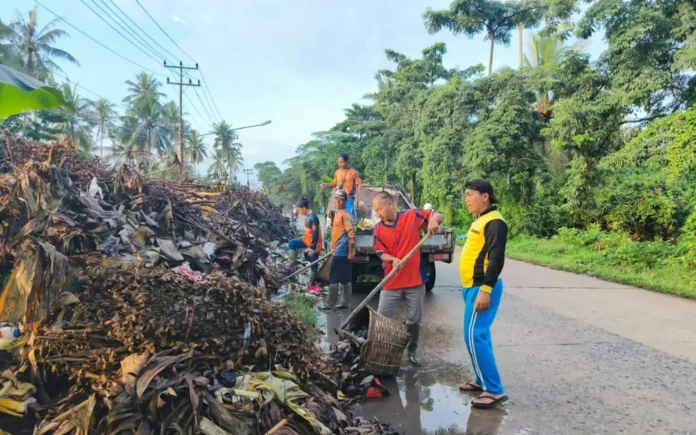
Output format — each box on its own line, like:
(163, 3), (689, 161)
(333, 168), (361, 199)
(331, 210), (355, 256)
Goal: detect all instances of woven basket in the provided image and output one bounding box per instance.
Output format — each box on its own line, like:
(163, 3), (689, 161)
(316, 258), (331, 282)
(346, 306), (409, 377)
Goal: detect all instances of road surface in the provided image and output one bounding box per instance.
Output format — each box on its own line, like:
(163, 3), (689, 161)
(320, 247), (696, 435)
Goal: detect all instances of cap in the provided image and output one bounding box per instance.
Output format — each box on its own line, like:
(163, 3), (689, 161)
(296, 198), (310, 209)
(465, 179), (498, 204)
(334, 189), (347, 200)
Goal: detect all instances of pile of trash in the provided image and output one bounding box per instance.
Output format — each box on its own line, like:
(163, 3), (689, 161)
(0, 134), (396, 434)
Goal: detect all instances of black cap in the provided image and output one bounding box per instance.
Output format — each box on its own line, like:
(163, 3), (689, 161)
(465, 179), (498, 204)
(296, 198), (310, 209)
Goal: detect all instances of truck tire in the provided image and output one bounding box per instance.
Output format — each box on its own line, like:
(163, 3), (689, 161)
(425, 261), (436, 292)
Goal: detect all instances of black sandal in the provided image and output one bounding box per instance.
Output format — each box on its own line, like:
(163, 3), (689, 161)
(471, 394), (508, 409)
(458, 382), (483, 392)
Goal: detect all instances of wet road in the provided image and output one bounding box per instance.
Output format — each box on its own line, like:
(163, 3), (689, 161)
(319, 249), (696, 435)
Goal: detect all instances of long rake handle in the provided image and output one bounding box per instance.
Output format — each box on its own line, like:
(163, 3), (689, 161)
(340, 234), (431, 330)
(280, 253), (332, 283)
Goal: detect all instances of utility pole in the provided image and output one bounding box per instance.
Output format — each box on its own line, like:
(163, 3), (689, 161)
(165, 61), (200, 181)
(243, 169), (254, 187)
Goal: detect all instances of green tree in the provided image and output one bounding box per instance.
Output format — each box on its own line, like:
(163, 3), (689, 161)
(123, 72), (164, 109)
(58, 83), (95, 155)
(254, 161), (282, 188)
(423, 0), (543, 76)
(91, 98), (117, 158)
(7, 9), (78, 79)
(185, 130), (208, 169)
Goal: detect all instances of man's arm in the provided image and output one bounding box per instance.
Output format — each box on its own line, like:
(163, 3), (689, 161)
(481, 220), (508, 293)
(346, 215), (356, 259)
(309, 214), (320, 251)
(320, 171), (339, 189)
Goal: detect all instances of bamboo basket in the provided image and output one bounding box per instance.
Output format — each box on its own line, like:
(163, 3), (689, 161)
(316, 257), (331, 282)
(344, 306), (409, 377)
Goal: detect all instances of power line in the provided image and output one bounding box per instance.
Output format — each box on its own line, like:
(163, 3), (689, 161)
(192, 85), (217, 126)
(80, 0), (163, 65)
(33, 0), (166, 78)
(165, 61), (200, 180)
(52, 71), (120, 107)
(93, 0), (171, 63)
(135, 0), (196, 63)
(134, 0), (225, 122)
(106, 0), (180, 62)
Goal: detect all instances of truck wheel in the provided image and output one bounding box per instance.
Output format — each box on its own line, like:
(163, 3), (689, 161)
(425, 262), (436, 292)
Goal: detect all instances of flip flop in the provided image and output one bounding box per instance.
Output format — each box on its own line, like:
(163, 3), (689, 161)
(458, 382), (483, 392)
(471, 394), (508, 409)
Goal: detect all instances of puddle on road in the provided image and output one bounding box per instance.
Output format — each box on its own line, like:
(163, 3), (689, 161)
(318, 308), (508, 435)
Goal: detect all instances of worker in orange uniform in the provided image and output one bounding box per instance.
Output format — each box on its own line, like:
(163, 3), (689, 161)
(287, 198), (323, 283)
(322, 190), (356, 311)
(320, 153), (361, 221)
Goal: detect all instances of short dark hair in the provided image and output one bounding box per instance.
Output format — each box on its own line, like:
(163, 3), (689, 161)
(465, 179), (498, 204)
(339, 153), (349, 162)
(296, 198), (310, 209)
(374, 191), (394, 203)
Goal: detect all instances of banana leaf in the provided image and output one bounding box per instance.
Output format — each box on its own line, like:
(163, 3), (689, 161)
(0, 64), (73, 119)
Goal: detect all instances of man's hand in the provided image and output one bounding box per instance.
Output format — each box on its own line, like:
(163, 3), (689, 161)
(306, 249), (315, 258)
(392, 258), (404, 270)
(474, 292), (491, 312)
(427, 218), (440, 237)
(320, 183), (331, 189)
(348, 252), (355, 261)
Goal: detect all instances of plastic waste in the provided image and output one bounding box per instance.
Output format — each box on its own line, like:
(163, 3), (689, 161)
(0, 324), (19, 340)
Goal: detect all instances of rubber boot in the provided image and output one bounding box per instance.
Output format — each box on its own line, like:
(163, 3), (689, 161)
(287, 249), (298, 268)
(321, 285), (339, 310)
(337, 283), (352, 310)
(407, 324), (422, 366)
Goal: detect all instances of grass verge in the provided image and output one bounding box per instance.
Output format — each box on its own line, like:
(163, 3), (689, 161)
(507, 232), (696, 299)
(283, 293), (319, 340)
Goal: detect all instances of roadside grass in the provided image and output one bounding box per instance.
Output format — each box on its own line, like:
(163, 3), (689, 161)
(283, 293), (319, 340)
(507, 229), (696, 299)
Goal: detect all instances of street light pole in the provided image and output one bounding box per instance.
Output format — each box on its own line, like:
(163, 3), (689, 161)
(200, 120), (272, 138)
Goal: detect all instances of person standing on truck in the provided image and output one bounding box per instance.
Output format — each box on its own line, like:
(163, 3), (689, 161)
(320, 153), (361, 221)
(286, 199), (323, 283)
(457, 179), (509, 409)
(323, 190), (356, 311)
(371, 191), (444, 366)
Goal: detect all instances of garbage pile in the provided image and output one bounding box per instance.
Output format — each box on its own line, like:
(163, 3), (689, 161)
(0, 134), (396, 434)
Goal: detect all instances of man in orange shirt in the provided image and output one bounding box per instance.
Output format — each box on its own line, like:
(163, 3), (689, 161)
(322, 190), (356, 311)
(372, 191), (444, 366)
(320, 153), (361, 221)
(286, 198), (323, 283)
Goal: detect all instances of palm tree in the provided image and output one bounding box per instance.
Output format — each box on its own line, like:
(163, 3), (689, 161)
(8, 9), (79, 79)
(0, 19), (21, 69)
(211, 121), (238, 152)
(59, 83), (95, 153)
(123, 72), (164, 108)
(161, 100), (180, 156)
(186, 130), (208, 169)
(92, 98), (117, 158)
(125, 100), (171, 171)
(208, 148), (228, 181)
(225, 147), (244, 180)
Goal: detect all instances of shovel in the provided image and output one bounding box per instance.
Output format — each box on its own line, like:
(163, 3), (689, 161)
(280, 253), (332, 283)
(340, 234), (431, 330)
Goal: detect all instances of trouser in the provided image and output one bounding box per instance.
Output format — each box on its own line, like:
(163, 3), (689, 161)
(462, 279), (504, 395)
(288, 238), (318, 272)
(376, 285), (426, 327)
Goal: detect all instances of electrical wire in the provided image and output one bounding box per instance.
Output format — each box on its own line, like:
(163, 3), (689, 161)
(33, 0), (166, 77)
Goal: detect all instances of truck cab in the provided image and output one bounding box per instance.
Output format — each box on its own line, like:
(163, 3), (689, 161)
(324, 185), (455, 291)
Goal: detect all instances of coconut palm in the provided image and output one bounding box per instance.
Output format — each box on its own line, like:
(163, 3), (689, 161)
(186, 130), (208, 169)
(211, 121), (238, 152)
(7, 9), (79, 79)
(0, 19), (21, 69)
(224, 146), (244, 179)
(59, 83), (95, 153)
(208, 148), (228, 181)
(92, 98), (117, 158)
(123, 72), (164, 108)
(124, 101), (171, 171)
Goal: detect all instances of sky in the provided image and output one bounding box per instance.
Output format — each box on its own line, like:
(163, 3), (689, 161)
(2, 0), (605, 184)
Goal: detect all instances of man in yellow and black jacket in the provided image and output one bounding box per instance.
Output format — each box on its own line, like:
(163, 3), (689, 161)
(457, 179), (509, 409)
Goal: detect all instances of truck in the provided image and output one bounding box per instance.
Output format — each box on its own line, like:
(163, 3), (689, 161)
(324, 185), (455, 292)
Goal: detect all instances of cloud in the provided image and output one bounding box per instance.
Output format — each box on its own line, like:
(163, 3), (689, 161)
(171, 15), (187, 24)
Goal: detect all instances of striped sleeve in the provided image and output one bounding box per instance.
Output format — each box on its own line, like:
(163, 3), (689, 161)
(373, 224), (387, 257)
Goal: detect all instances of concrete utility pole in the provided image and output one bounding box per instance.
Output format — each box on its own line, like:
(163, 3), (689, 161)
(243, 169), (254, 187)
(165, 61), (200, 181)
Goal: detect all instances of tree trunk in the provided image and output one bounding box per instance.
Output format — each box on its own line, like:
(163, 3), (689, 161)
(488, 33), (495, 77)
(410, 172), (417, 205)
(100, 126), (104, 159)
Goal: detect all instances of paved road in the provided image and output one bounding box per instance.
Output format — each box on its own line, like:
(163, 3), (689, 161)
(320, 248), (696, 435)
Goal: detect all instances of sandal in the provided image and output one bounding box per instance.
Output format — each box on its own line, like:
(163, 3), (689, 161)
(471, 393), (508, 409)
(458, 382), (483, 392)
